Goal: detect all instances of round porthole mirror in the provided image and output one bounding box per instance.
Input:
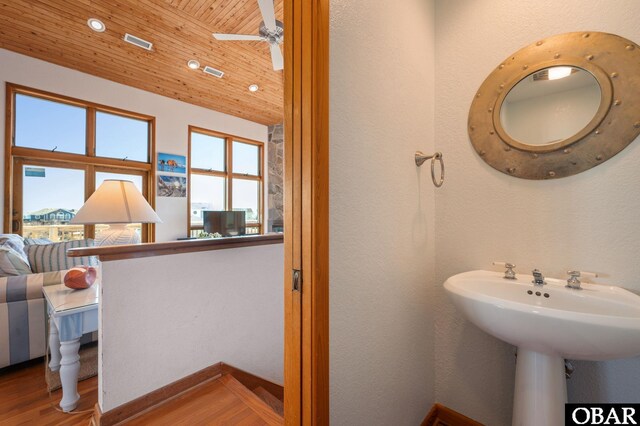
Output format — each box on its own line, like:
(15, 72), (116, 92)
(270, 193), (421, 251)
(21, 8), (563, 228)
(468, 32), (640, 179)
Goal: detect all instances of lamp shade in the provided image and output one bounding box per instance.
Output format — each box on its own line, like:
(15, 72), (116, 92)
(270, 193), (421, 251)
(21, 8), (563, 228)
(70, 180), (161, 225)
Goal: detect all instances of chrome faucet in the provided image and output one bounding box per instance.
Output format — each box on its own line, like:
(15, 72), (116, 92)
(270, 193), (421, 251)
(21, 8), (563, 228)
(532, 269), (546, 286)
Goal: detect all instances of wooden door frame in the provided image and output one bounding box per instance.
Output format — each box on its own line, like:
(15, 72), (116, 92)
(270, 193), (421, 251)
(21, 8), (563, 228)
(284, 0), (329, 424)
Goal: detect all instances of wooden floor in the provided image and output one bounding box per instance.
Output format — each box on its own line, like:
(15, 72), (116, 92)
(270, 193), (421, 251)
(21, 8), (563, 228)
(0, 358), (97, 426)
(127, 375), (282, 425)
(0, 360), (283, 425)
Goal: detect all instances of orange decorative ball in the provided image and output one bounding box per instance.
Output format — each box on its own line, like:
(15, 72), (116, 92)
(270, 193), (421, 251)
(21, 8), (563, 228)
(64, 266), (97, 290)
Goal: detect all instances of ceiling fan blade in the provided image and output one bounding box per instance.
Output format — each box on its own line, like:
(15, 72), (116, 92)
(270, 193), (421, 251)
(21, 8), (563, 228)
(270, 43), (284, 71)
(213, 33), (265, 41)
(257, 0), (277, 32)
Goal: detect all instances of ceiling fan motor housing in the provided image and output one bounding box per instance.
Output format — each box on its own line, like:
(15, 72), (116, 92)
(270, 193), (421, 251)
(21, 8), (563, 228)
(260, 20), (284, 44)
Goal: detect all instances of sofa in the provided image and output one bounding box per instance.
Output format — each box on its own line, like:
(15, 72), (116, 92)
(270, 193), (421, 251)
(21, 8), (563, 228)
(0, 235), (98, 369)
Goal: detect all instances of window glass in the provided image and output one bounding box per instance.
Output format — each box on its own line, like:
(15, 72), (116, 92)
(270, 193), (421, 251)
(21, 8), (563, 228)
(190, 175), (226, 226)
(96, 111), (149, 162)
(22, 165), (85, 241)
(191, 132), (225, 171)
(232, 179), (259, 222)
(232, 141), (259, 175)
(95, 172), (143, 191)
(95, 172), (144, 240)
(15, 94), (86, 154)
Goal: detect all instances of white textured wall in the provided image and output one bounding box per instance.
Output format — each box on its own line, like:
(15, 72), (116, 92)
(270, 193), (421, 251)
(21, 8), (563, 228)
(0, 49), (268, 242)
(330, 0), (436, 424)
(434, 1), (640, 424)
(98, 243), (284, 411)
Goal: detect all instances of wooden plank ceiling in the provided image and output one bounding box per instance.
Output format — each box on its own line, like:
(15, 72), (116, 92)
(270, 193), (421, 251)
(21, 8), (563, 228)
(0, 0), (284, 125)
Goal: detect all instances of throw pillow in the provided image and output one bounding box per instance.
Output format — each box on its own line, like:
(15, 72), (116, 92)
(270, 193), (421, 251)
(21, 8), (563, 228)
(23, 237), (52, 246)
(26, 239), (98, 273)
(0, 242), (32, 277)
(0, 234), (29, 264)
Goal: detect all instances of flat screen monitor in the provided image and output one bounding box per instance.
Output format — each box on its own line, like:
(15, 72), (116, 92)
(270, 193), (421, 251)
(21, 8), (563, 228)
(203, 211), (246, 237)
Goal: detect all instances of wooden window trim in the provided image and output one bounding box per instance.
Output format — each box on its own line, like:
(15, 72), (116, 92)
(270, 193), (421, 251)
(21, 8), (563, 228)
(4, 83), (156, 242)
(187, 125), (264, 236)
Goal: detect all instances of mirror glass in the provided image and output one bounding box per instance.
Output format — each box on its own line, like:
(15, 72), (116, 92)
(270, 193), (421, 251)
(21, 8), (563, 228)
(499, 66), (601, 146)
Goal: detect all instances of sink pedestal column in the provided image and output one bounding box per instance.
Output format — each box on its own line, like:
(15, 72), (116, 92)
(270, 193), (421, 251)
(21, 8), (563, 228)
(513, 349), (566, 426)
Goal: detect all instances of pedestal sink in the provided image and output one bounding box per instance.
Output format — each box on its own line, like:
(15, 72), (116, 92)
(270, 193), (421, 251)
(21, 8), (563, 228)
(444, 270), (640, 426)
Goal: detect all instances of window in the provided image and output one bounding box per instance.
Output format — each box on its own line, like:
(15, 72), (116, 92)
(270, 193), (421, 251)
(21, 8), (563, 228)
(188, 127), (263, 236)
(6, 84), (155, 242)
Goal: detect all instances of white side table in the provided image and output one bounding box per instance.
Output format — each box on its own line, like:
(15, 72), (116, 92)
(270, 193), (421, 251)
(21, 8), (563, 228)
(42, 283), (99, 412)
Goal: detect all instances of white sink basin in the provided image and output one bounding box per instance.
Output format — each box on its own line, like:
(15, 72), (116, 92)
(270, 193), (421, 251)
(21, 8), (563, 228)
(444, 270), (640, 360)
(444, 270), (640, 426)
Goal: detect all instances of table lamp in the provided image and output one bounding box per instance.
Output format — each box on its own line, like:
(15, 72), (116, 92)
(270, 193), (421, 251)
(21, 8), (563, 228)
(70, 179), (161, 245)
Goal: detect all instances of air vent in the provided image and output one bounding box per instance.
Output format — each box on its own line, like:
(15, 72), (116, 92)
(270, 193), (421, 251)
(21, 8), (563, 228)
(203, 66), (224, 78)
(123, 33), (153, 51)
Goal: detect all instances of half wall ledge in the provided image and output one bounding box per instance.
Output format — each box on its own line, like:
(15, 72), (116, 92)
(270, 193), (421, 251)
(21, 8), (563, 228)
(67, 234), (284, 262)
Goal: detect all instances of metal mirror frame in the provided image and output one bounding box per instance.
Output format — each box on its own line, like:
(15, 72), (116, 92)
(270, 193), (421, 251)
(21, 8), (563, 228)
(468, 31), (640, 180)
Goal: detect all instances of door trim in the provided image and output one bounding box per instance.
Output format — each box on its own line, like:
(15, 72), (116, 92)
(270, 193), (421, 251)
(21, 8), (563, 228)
(283, 0), (329, 424)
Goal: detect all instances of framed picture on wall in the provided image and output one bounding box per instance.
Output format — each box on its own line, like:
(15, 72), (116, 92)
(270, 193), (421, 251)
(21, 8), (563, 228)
(157, 175), (186, 197)
(157, 152), (186, 174)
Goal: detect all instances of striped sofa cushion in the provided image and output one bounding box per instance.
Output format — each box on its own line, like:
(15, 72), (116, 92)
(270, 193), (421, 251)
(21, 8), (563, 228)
(0, 270), (69, 303)
(26, 240), (98, 273)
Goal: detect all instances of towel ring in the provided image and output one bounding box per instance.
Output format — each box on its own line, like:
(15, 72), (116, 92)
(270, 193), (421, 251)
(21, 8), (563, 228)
(415, 151), (444, 188)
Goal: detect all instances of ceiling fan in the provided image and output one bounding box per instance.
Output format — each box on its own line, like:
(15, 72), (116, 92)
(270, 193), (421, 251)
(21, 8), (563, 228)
(212, 0), (284, 71)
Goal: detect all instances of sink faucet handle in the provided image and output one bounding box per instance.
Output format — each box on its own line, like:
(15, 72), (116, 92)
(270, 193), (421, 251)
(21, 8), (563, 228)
(493, 261), (516, 280)
(566, 270), (599, 289)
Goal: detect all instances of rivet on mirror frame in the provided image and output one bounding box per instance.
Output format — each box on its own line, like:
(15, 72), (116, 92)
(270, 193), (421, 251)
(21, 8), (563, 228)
(634, 122), (640, 128)
(614, 100), (622, 106)
(548, 171), (556, 177)
(583, 33), (590, 38)
(611, 72), (619, 78)
(489, 131), (495, 135)
(586, 54), (594, 60)
(488, 108), (493, 113)
(504, 146), (511, 152)
(596, 155), (603, 161)
(554, 53), (561, 59)
(476, 93), (481, 98)
(479, 150), (486, 157)
(595, 129), (601, 135)
(522, 65), (529, 70)
(626, 45), (636, 51)
(507, 167), (516, 174)
(499, 64), (505, 69)
(532, 153), (539, 159)
(470, 125), (475, 131)
(536, 41), (544, 46)
(563, 149), (571, 154)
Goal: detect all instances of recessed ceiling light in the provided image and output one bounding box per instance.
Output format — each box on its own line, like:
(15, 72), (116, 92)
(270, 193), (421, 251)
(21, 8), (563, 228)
(248, 84), (259, 92)
(187, 60), (200, 70)
(87, 18), (106, 33)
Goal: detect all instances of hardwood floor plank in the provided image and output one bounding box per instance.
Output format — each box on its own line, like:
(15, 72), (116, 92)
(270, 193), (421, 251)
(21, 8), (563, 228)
(126, 377), (278, 425)
(1, 360), (283, 425)
(0, 359), (96, 426)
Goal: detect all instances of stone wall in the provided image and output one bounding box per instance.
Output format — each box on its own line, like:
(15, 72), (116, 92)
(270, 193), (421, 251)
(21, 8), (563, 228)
(268, 123), (284, 232)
